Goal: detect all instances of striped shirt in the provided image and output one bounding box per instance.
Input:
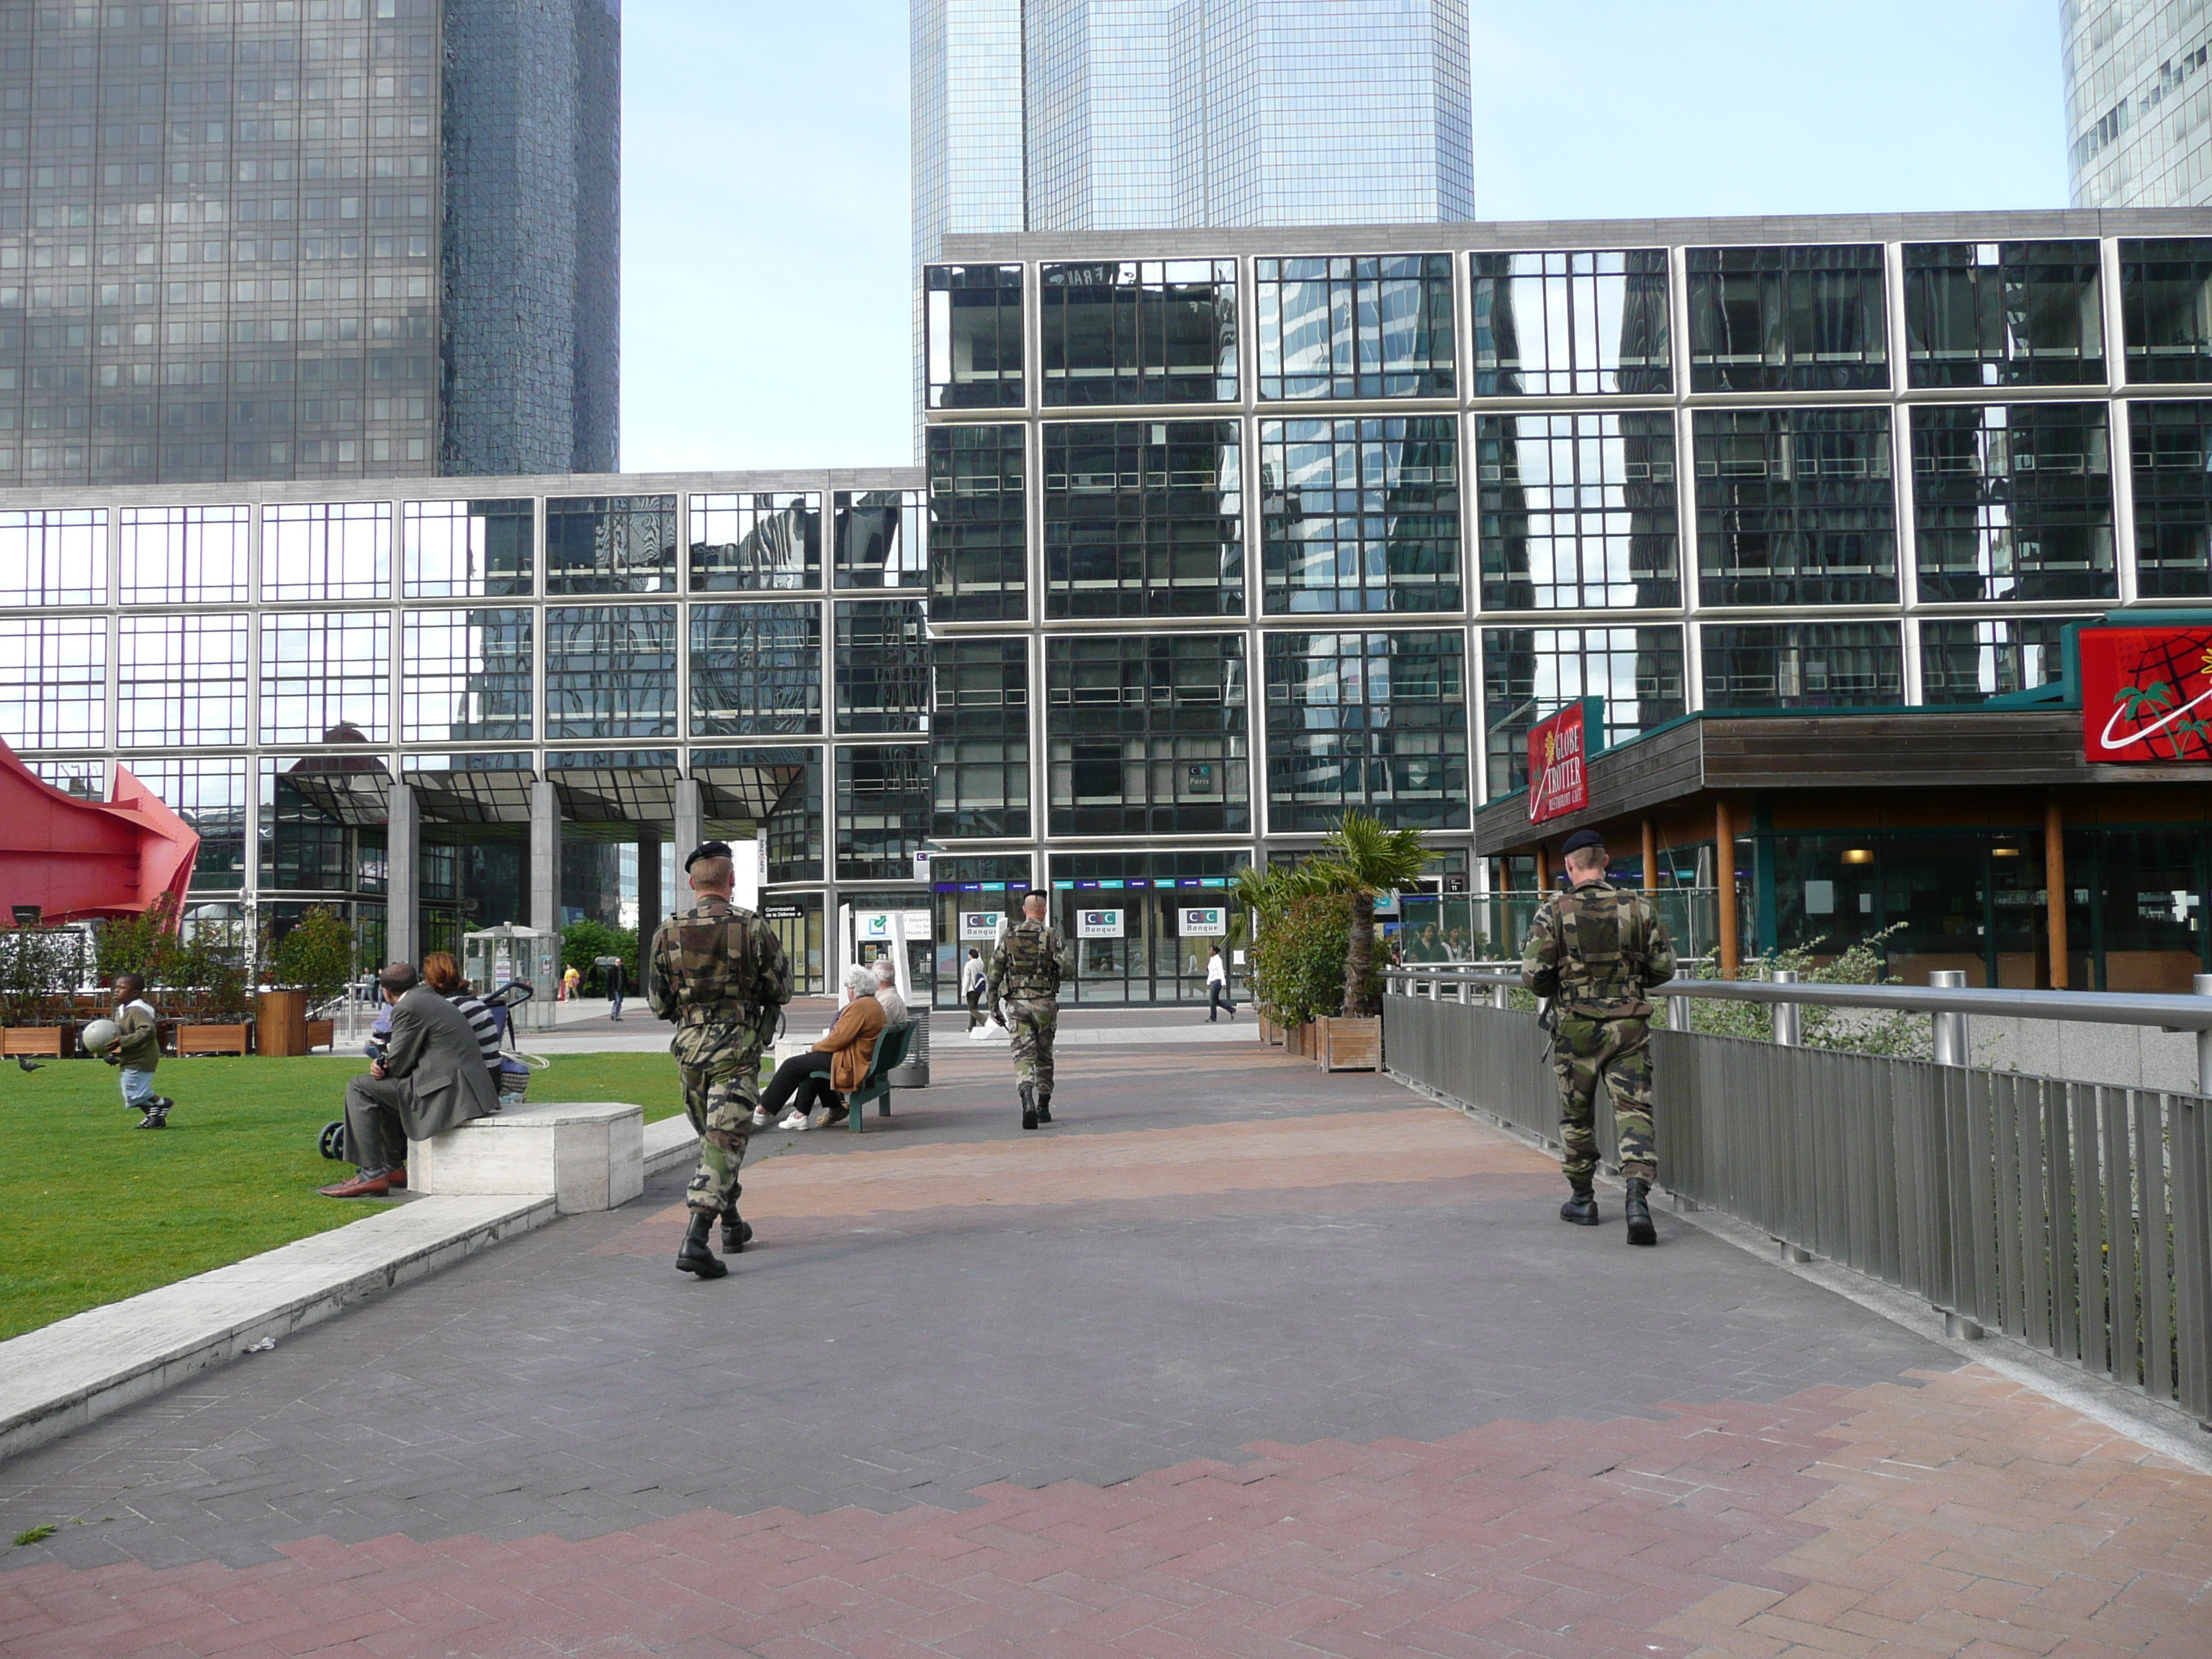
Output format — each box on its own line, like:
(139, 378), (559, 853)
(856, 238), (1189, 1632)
(450, 994), (502, 1074)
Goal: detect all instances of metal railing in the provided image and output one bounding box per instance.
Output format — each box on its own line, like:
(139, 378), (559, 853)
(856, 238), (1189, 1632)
(1381, 966), (2212, 1426)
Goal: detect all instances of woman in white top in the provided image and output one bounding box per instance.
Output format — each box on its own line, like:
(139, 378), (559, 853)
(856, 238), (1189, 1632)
(1205, 945), (1233, 1022)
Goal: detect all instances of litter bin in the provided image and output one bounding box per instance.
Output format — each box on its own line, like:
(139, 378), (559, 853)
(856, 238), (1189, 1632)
(887, 1008), (930, 1087)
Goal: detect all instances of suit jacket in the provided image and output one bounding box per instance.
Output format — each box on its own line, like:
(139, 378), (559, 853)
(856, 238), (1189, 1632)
(383, 984), (501, 1140)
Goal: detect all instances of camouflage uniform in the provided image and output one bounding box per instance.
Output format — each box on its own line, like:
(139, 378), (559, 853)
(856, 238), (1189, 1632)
(985, 917), (1074, 1100)
(1521, 880), (1677, 1185)
(647, 896), (792, 1218)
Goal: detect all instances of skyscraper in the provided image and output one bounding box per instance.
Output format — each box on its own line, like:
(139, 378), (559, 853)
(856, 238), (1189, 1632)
(2064, 0), (2212, 207)
(913, 0), (1474, 264)
(0, 0), (619, 489)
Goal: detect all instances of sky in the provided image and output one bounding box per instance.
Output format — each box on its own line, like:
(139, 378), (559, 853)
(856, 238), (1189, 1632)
(618, 0), (2069, 475)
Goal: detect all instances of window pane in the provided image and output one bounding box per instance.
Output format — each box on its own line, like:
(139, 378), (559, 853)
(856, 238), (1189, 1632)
(1694, 407), (1897, 606)
(1911, 403), (2116, 601)
(1046, 634), (1249, 836)
(260, 756), (390, 895)
(261, 502), (390, 601)
(1040, 258), (1237, 405)
(693, 746), (824, 884)
(1470, 250), (1669, 395)
(925, 264), (1024, 410)
(120, 506), (246, 604)
(1478, 410), (1678, 609)
(2122, 238), (2212, 384)
(833, 488), (927, 589)
(932, 637), (1029, 840)
(1904, 241), (2104, 388)
(1256, 253), (1456, 400)
(1264, 631), (1469, 832)
(401, 608), (534, 742)
(835, 743), (932, 881)
(1688, 245), (1889, 392)
(835, 599), (930, 735)
(927, 423), (1027, 622)
(118, 614), (248, 746)
(1700, 622), (1904, 711)
(1480, 626), (1683, 796)
(1043, 419), (1241, 618)
(402, 499), (534, 598)
(0, 616), (104, 747)
(1920, 619), (2074, 704)
(546, 606), (677, 739)
(546, 495), (677, 595)
(0, 508), (104, 607)
(122, 757), (248, 891)
(2131, 399), (2212, 597)
(1259, 415), (1460, 614)
(688, 603), (822, 737)
(689, 492), (822, 592)
(258, 611), (390, 744)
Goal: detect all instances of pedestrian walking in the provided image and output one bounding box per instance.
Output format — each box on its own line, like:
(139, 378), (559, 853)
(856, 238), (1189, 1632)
(559, 963), (580, 1002)
(1205, 944), (1233, 1022)
(606, 956), (626, 1021)
(961, 945), (987, 1030)
(984, 889), (1072, 1131)
(1520, 828), (1677, 1246)
(646, 840), (793, 1280)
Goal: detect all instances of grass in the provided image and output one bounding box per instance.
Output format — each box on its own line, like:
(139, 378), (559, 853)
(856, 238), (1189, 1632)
(0, 1050), (689, 1342)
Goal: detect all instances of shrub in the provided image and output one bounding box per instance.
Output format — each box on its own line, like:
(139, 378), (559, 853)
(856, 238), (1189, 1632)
(561, 920), (639, 992)
(1247, 891), (1378, 1029)
(1660, 925), (1930, 1060)
(269, 905), (354, 1005)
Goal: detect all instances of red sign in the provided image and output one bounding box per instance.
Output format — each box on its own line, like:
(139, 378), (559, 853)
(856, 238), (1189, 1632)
(1527, 701), (1592, 824)
(2080, 627), (2212, 764)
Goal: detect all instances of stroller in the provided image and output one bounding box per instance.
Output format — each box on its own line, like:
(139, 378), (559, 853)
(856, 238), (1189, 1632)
(318, 979), (544, 1164)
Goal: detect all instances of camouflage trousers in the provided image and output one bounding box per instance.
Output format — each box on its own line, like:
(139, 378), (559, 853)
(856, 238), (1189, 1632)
(1006, 997), (1058, 1097)
(672, 1020), (766, 1217)
(1551, 1013), (1656, 1185)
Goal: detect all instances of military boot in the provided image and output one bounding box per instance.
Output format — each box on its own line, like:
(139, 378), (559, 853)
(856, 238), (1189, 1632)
(1035, 1092), (1052, 1125)
(675, 1211), (728, 1279)
(1020, 1082), (1038, 1131)
(721, 1208), (752, 1254)
(1559, 1178), (1599, 1226)
(1624, 1179), (1657, 1246)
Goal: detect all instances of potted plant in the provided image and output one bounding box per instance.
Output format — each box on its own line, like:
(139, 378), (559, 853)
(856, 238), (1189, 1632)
(172, 912), (254, 1056)
(0, 923), (81, 1055)
(262, 906), (353, 1056)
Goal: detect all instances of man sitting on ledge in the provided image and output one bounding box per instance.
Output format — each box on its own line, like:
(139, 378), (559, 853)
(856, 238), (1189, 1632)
(320, 961), (501, 1198)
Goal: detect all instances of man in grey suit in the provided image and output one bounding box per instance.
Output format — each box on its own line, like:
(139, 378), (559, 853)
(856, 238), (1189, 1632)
(320, 962), (501, 1198)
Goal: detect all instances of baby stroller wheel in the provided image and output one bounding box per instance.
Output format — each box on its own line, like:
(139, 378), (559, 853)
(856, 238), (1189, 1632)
(318, 1120), (349, 1161)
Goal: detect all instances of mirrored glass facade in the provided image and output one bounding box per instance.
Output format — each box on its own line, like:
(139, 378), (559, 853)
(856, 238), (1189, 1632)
(927, 423), (1026, 622)
(2131, 399), (2212, 597)
(2121, 239), (2212, 382)
(688, 603), (822, 738)
(1046, 633), (1247, 836)
(1920, 618), (2069, 705)
(547, 495), (678, 596)
(927, 264), (1023, 410)
(546, 605), (675, 740)
(1480, 626), (1684, 796)
(1257, 416), (1458, 613)
(1263, 631), (1467, 831)
(1688, 245), (1889, 392)
(1470, 251), (1669, 395)
(835, 742), (932, 881)
(400, 608), (532, 744)
(1477, 412), (1677, 611)
(1701, 623), (1905, 711)
(835, 599), (931, 736)
(119, 612), (247, 747)
(1910, 403), (2116, 602)
(0, 507), (102, 603)
(1041, 418), (1241, 617)
(1256, 255), (1455, 400)
(1694, 407), (1897, 606)
(402, 498), (532, 598)
(1040, 259), (1236, 405)
(931, 636), (1028, 839)
(1904, 242), (2105, 387)
(2067, 4), (2212, 208)
(118, 505), (247, 603)
(690, 493), (821, 593)
(835, 489), (927, 590)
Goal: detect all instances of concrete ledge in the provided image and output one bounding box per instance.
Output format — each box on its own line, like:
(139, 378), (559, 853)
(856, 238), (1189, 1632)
(0, 1194), (555, 1465)
(644, 1112), (698, 1178)
(413, 1100), (644, 1215)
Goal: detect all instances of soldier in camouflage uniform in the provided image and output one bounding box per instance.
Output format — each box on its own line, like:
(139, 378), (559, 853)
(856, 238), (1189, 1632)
(985, 889), (1074, 1131)
(1521, 827), (1678, 1246)
(647, 840), (792, 1279)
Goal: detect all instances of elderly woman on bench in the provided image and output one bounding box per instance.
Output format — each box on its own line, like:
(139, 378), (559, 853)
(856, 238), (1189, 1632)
(760, 963), (888, 1132)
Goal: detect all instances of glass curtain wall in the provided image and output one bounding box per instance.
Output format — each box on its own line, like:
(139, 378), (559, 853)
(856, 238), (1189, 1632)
(690, 493), (821, 591)
(1256, 417), (1460, 613)
(1046, 634), (1248, 836)
(1263, 631), (1469, 832)
(1694, 408), (1898, 605)
(688, 604), (821, 737)
(1903, 242), (2105, 387)
(927, 423), (1027, 622)
(1701, 623), (1905, 709)
(1688, 245), (1889, 392)
(1254, 255), (1455, 400)
(1910, 403), (2116, 601)
(1038, 260), (1236, 405)
(926, 264), (1024, 409)
(1470, 250), (1670, 394)
(1477, 412), (1678, 609)
(2130, 400), (2212, 596)
(1041, 419), (1241, 618)
(1480, 626), (1685, 795)
(834, 600), (931, 734)
(931, 638), (1030, 840)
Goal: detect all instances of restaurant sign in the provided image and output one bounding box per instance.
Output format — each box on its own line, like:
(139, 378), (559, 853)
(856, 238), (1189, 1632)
(2080, 626), (2212, 764)
(1527, 698), (1604, 824)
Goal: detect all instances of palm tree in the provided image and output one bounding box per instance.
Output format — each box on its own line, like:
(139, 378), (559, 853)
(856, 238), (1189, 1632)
(1313, 810), (1429, 1017)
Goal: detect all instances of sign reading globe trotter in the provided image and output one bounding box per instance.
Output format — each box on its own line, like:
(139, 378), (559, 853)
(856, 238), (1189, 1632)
(1178, 904), (1227, 938)
(1077, 908), (1123, 939)
(2080, 626), (2212, 765)
(1527, 698), (1601, 824)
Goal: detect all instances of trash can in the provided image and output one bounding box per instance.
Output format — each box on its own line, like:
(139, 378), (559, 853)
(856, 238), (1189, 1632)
(887, 1008), (930, 1088)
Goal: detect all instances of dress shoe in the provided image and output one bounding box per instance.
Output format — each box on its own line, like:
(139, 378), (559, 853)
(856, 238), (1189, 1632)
(318, 1172), (392, 1198)
(676, 1210), (727, 1278)
(387, 1167), (407, 1190)
(1624, 1178), (1658, 1246)
(1559, 1182), (1599, 1226)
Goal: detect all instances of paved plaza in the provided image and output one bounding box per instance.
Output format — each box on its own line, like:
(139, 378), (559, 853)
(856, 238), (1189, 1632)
(2, 1020), (2209, 1657)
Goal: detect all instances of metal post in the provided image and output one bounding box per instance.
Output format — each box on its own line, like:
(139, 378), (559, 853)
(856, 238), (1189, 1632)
(1930, 968), (1969, 1066)
(1771, 967), (1800, 1048)
(1491, 981), (1509, 1011)
(1456, 978), (1469, 1004)
(2196, 974), (2212, 1097)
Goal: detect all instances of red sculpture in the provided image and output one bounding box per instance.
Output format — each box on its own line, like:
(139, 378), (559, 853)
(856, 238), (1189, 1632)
(0, 739), (199, 927)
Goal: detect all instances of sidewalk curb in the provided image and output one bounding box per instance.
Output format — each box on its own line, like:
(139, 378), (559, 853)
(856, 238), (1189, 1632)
(644, 1114), (698, 1177)
(0, 1194), (555, 1467)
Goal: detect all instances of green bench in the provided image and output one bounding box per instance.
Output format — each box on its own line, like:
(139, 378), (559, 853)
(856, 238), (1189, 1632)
(844, 1020), (914, 1133)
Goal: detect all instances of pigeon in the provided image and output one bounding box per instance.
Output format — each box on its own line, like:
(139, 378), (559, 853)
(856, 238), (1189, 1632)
(16, 1057), (40, 1072)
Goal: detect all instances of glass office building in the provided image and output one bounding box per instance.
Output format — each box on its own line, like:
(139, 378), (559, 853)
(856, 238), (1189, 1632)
(0, 0), (619, 488)
(2067, 0), (2212, 207)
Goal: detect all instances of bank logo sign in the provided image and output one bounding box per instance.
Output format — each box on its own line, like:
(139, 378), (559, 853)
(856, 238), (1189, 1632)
(959, 911), (1004, 941)
(1178, 905), (1226, 938)
(1077, 908), (1123, 939)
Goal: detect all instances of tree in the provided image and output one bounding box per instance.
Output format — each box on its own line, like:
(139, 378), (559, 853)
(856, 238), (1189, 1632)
(561, 920), (639, 992)
(269, 905), (354, 1006)
(1310, 811), (1429, 1017)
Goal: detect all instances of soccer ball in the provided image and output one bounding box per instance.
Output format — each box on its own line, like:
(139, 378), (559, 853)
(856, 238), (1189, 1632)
(80, 1017), (121, 1054)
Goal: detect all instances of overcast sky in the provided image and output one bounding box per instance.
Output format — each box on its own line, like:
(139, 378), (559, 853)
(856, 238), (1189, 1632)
(618, 0), (2067, 474)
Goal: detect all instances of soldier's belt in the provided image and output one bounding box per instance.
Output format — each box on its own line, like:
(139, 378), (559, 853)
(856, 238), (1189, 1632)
(676, 1007), (753, 1027)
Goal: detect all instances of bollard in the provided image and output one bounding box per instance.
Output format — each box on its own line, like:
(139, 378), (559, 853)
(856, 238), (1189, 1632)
(1456, 979), (1469, 1004)
(2197, 975), (2212, 1097)
(1491, 981), (1510, 1011)
(1771, 968), (1801, 1048)
(1928, 969), (1969, 1066)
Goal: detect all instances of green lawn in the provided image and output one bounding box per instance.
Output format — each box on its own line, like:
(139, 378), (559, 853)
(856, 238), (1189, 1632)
(0, 1051), (688, 1342)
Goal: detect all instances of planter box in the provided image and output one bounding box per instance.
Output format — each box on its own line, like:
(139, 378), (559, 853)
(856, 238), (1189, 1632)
(1315, 1015), (1381, 1072)
(1287, 1021), (1315, 1058)
(305, 1020), (335, 1052)
(177, 1022), (251, 1056)
(1256, 1017), (1281, 1047)
(1, 1027), (66, 1057)
(256, 990), (310, 1057)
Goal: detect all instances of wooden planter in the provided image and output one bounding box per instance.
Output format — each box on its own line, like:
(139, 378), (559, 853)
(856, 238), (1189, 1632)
(177, 1022), (251, 1056)
(1287, 1021), (1314, 1058)
(1315, 1015), (1381, 1072)
(1256, 1016), (1280, 1046)
(1, 1026), (66, 1057)
(256, 989), (310, 1057)
(305, 1019), (335, 1052)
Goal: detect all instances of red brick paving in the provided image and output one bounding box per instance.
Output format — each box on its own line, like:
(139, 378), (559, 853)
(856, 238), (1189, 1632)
(2, 1366), (2206, 1658)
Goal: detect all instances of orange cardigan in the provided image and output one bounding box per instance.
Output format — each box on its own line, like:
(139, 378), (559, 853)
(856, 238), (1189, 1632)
(814, 995), (889, 1092)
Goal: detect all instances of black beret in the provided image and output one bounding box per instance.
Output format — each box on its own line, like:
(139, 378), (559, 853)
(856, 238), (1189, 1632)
(1022, 889), (1050, 901)
(1560, 829), (1607, 857)
(684, 840), (735, 872)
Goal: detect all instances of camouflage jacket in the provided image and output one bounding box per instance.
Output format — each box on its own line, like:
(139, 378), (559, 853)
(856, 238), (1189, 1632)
(1521, 879), (1677, 1019)
(647, 896), (792, 1033)
(986, 918), (1073, 1005)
